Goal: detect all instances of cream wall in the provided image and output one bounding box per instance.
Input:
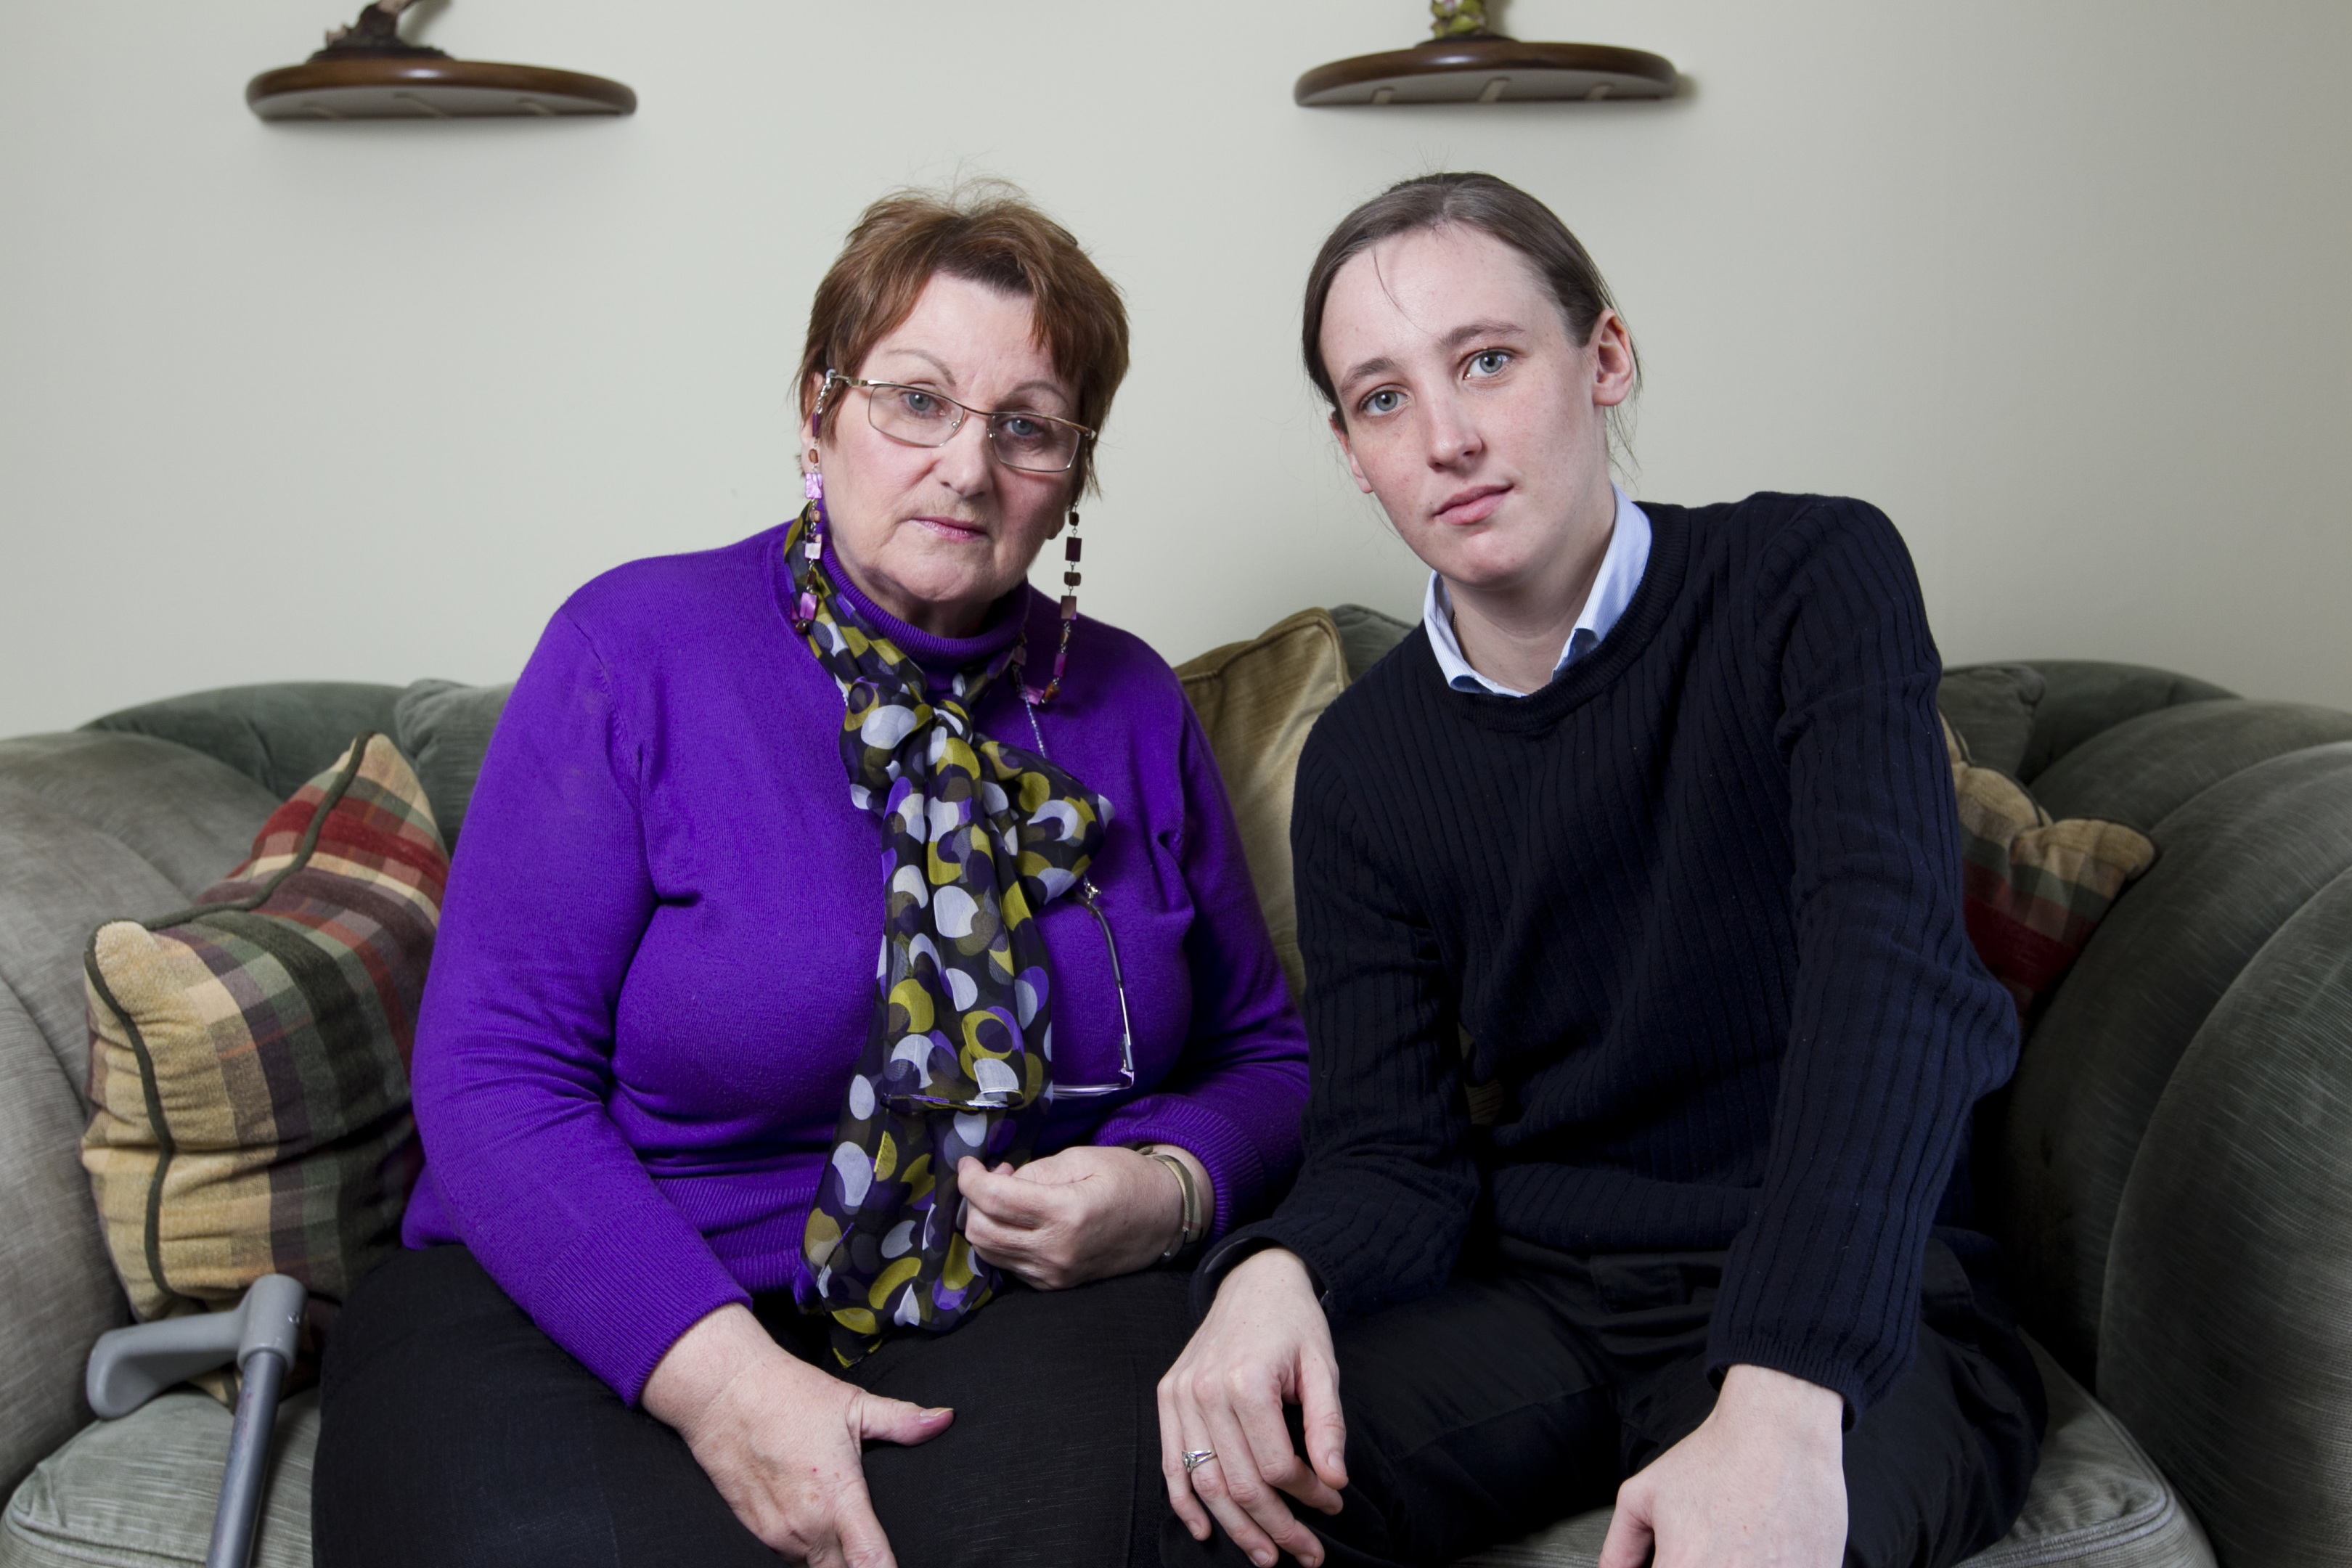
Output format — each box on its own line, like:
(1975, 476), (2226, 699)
(3, 1), (2347, 738)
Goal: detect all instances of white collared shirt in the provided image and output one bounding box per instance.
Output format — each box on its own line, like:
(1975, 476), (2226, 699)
(1422, 483), (1654, 698)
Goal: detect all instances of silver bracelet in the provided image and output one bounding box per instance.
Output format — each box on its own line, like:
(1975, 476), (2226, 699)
(1141, 1148), (1206, 1263)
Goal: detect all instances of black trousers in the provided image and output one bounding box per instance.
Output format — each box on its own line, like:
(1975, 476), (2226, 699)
(314, 1245), (1200, 1568)
(1163, 1238), (2046, 1568)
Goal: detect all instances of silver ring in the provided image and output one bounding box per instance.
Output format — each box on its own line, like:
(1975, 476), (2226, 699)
(1182, 1448), (1217, 1474)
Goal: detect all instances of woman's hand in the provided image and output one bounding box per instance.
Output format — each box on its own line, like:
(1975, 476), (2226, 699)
(642, 1304), (952, 1568)
(958, 1143), (1202, 1290)
(1597, 1363), (1847, 1568)
(1157, 1247), (1348, 1568)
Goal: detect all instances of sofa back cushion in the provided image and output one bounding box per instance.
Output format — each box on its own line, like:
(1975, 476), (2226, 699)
(1327, 603), (1415, 685)
(2029, 698), (2352, 830)
(84, 684), (405, 801)
(81, 735), (442, 1326)
(0, 984), (129, 1498)
(1989, 742), (2352, 1387)
(2008, 660), (2237, 784)
(2096, 865), (2352, 1566)
(0, 735), (277, 1492)
(391, 679), (516, 849)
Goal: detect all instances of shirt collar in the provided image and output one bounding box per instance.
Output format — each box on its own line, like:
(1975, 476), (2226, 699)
(1422, 483), (1653, 698)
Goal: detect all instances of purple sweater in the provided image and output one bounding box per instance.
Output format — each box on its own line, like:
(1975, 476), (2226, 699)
(401, 523), (1310, 1402)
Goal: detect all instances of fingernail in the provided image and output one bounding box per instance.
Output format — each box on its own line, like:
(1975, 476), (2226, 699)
(926, 1407), (952, 1418)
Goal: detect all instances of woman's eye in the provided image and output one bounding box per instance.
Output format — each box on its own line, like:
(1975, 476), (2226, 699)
(1469, 351), (1511, 377)
(998, 415), (1042, 441)
(899, 389), (944, 418)
(1361, 389), (1404, 417)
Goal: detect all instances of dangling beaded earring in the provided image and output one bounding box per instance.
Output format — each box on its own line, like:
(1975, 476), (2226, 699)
(791, 464), (825, 633)
(1017, 510), (1082, 706)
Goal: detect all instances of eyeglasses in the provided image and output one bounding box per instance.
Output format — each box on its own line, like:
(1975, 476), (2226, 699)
(1045, 879), (1137, 1102)
(1014, 700), (1135, 1102)
(821, 369), (1094, 475)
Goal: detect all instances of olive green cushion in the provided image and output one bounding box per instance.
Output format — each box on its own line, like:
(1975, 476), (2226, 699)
(2029, 700), (2352, 831)
(1456, 1338), (2213, 1567)
(1177, 610), (1352, 1002)
(1988, 742), (2352, 1385)
(0, 1392), (316, 1568)
(85, 685), (404, 802)
(2101, 867), (2352, 1567)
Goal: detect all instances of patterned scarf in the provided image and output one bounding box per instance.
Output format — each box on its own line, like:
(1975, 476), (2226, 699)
(786, 506), (1111, 1365)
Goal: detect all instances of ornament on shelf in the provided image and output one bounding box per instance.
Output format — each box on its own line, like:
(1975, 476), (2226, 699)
(1428, 1), (1494, 41)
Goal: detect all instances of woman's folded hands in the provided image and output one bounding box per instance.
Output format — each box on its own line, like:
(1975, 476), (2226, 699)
(636, 1146), (1209, 1564)
(959, 1143), (1206, 1290)
(642, 1303), (951, 1568)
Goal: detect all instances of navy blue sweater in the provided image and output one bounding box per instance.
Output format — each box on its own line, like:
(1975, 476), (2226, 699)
(1220, 493), (2019, 1416)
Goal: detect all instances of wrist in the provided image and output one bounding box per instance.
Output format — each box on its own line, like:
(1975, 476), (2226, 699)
(644, 1303), (809, 1440)
(1717, 1363), (1846, 1447)
(1226, 1244), (1317, 1302)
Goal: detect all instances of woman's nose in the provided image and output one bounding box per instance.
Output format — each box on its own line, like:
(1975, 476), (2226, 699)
(934, 412), (995, 496)
(1424, 396), (1484, 467)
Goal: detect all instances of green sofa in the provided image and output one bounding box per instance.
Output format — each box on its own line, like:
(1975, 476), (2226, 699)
(4, 616), (2348, 1567)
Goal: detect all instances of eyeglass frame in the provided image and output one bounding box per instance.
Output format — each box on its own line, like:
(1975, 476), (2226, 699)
(1016, 699), (1136, 1102)
(817, 369), (1097, 475)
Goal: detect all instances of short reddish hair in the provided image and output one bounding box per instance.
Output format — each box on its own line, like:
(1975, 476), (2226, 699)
(799, 182), (1130, 497)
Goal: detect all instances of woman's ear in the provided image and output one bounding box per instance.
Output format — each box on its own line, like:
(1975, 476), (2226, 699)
(1590, 311), (1637, 411)
(1330, 411), (1376, 497)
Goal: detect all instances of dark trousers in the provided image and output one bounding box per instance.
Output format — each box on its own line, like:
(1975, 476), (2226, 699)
(314, 1245), (1199, 1568)
(1163, 1238), (2046, 1568)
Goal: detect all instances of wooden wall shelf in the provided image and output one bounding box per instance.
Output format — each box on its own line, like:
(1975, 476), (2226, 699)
(248, 57), (636, 121)
(1296, 38), (1676, 107)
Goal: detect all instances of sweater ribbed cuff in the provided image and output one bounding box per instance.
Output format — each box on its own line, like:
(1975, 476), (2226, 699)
(492, 1206), (752, 1408)
(1091, 1094), (1267, 1244)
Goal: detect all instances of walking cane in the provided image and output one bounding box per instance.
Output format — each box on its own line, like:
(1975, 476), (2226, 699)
(85, 1275), (306, 1568)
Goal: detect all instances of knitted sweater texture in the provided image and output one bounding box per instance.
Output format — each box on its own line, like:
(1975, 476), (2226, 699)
(1227, 492), (2019, 1416)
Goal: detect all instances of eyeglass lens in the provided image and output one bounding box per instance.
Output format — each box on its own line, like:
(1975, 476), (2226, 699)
(865, 383), (1083, 474)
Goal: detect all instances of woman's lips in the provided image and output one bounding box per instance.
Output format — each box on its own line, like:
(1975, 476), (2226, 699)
(1433, 485), (1510, 527)
(912, 515), (989, 543)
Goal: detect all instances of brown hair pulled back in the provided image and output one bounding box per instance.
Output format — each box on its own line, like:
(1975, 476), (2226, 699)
(1302, 172), (1638, 442)
(799, 181), (1130, 497)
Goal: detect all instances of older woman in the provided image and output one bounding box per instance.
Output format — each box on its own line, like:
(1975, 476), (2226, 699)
(314, 185), (1308, 1568)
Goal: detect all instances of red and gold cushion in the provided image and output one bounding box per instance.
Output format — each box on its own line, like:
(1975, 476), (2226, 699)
(1945, 717), (2155, 1018)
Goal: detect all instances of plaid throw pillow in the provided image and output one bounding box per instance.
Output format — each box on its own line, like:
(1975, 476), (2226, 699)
(81, 733), (444, 1326)
(1944, 716), (2155, 1018)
